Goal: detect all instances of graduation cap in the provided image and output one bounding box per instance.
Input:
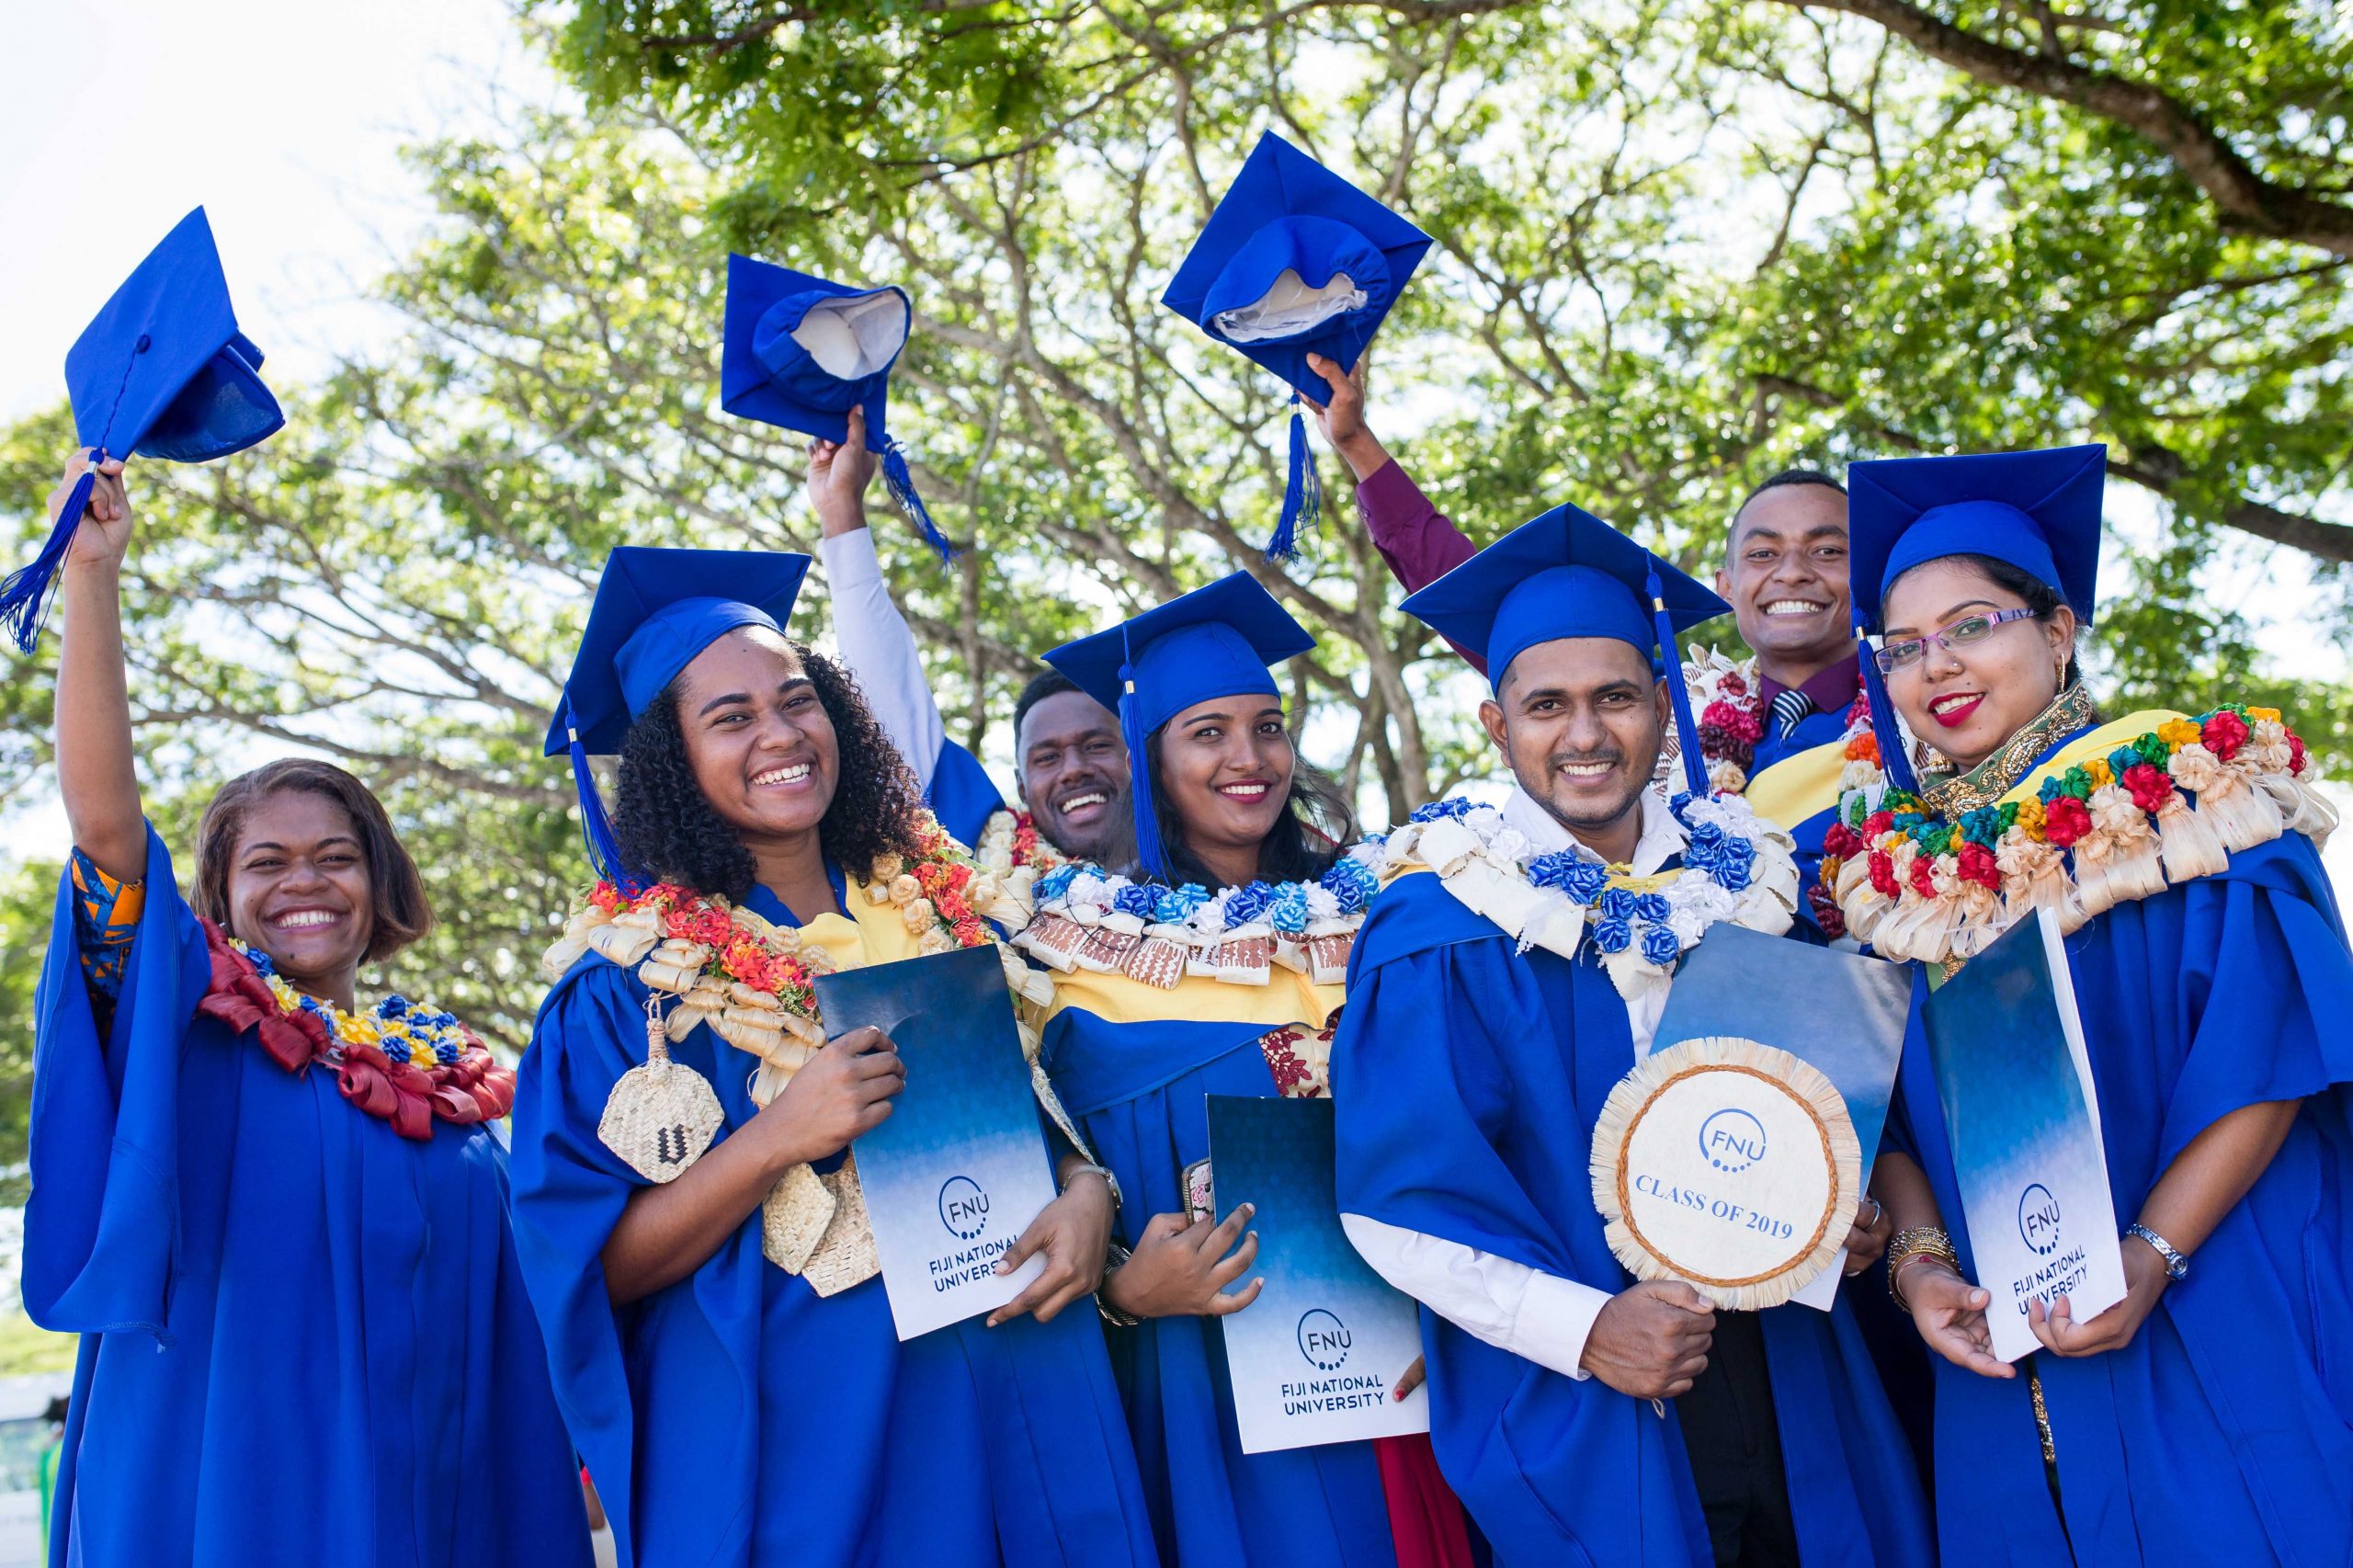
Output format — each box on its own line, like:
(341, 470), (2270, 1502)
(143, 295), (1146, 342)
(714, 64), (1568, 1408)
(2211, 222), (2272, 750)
(1400, 502), (1731, 799)
(720, 254), (954, 563)
(546, 545), (812, 885)
(1163, 132), (1434, 562)
(1845, 443), (2108, 792)
(1043, 569), (1316, 881)
(1, 208), (284, 652)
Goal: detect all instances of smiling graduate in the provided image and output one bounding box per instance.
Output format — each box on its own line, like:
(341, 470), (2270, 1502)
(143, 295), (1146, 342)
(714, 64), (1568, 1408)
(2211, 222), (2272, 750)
(1331, 504), (1933, 1567)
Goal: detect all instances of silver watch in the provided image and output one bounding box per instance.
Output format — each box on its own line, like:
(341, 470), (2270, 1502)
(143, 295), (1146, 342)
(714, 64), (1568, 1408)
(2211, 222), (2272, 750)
(2126, 1223), (2188, 1281)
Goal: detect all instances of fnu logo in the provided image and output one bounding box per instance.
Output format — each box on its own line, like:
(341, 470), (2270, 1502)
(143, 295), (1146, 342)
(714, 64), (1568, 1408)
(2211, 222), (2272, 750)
(1297, 1309), (1351, 1371)
(938, 1175), (992, 1241)
(2017, 1182), (2061, 1256)
(1698, 1108), (1768, 1174)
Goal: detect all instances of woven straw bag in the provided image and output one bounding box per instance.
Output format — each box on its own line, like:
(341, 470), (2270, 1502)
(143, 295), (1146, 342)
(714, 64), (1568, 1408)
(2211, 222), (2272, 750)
(597, 1014), (725, 1184)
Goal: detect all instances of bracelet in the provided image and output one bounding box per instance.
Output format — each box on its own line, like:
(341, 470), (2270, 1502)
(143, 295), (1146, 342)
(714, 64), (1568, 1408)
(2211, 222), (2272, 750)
(2125, 1222), (2189, 1281)
(1885, 1225), (1961, 1313)
(1096, 1241), (1142, 1328)
(1062, 1162), (1122, 1214)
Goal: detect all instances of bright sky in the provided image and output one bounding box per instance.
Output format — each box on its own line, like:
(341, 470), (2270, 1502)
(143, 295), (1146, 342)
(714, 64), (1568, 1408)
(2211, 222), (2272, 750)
(0, 0), (554, 425)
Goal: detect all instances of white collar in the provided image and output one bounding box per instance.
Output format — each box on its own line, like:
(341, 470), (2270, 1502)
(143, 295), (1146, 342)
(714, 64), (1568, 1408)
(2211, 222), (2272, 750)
(1499, 783), (1687, 875)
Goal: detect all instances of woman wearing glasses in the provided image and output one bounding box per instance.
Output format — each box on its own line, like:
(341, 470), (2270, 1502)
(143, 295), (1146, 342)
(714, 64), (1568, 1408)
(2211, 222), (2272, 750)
(1821, 445), (2352, 1565)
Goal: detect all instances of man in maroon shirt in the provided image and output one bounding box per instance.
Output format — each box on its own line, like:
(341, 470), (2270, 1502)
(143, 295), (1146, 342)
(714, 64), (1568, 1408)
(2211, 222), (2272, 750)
(1301, 350), (1860, 772)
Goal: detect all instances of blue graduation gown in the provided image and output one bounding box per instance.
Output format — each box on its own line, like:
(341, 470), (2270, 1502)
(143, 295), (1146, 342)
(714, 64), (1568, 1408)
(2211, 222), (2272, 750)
(1892, 751), (2353, 1563)
(510, 881), (1158, 1568)
(1041, 998), (1398, 1568)
(23, 828), (590, 1568)
(1332, 871), (1933, 1568)
(1746, 702), (1851, 780)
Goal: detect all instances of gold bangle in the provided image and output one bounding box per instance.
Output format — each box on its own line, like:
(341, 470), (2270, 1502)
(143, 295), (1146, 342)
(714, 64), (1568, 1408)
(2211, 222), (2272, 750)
(1885, 1225), (1961, 1312)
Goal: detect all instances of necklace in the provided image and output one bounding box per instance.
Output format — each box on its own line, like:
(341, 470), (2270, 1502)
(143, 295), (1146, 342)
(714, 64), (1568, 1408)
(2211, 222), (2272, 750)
(196, 924), (513, 1141)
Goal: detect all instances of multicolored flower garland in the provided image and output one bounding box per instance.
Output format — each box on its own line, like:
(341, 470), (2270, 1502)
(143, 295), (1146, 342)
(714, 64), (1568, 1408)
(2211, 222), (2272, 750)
(1819, 703), (2336, 966)
(1015, 850), (1382, 990)
(1683, 647), (1882, 937)
(1372, 789), (1799, 1002)
(542, 816), (1042, 1103)
(195, 922), (513, 1141)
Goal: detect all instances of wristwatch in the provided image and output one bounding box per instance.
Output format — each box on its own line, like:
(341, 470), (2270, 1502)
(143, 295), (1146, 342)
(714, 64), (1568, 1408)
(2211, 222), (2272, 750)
(1097, 1241), (1142, 1328)
(2125, 1223), (2189, 1281)
(1063, 1161), (1123, 1214)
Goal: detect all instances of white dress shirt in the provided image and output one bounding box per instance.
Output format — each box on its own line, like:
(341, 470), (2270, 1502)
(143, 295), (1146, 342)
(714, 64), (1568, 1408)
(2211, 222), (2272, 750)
(1341, 785), (1688, 1381)
(816, 527), (948, 793)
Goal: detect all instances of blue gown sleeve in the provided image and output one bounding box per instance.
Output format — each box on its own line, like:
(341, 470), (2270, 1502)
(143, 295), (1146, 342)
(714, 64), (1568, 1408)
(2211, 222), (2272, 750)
(23, 825), (211, 1337)
(2150, 832), (2353, 1169)
(1334, 933), (1586, 1282)
(508, 960), (662, 1566)
(926, 737), (1007, 849)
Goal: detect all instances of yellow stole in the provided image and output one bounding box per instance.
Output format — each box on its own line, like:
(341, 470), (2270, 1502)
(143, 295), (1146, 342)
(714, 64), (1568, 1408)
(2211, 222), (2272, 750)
(1744, 743), (1849, 831)
(1032, 961), (1343, 1032)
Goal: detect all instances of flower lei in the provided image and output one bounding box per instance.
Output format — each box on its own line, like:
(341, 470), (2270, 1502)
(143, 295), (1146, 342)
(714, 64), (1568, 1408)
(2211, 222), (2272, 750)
(1371, 790), (1799, 1003)
(974, 807), (1069, 926)
(543, 816), (1043, 1101)
(1014, 848), (1383, 993)
(1685, 645), (1883, 937)
(194, 922), (514, 1141)
(1819, 703), (2335, 967)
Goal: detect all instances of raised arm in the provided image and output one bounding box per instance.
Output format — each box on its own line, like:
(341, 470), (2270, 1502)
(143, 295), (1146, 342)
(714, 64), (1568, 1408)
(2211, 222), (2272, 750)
(810, 406), (949, 792)
(1300, 353), (1483, 673)
(51, 452), (145, 882)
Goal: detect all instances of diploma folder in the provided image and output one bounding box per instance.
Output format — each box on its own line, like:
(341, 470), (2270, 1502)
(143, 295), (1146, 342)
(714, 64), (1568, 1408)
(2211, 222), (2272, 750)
(1651, 923), (1912, 1308)
(1204, 1095), (1429, 1454)
(814, 945), (1053, 1340)
(1921, 908), (2126, 1361)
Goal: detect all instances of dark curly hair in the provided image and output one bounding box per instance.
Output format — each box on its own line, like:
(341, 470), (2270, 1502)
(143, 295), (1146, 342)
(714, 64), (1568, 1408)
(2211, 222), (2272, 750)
(612, 643), (932, 902)
(1138, 723), (1357, 888)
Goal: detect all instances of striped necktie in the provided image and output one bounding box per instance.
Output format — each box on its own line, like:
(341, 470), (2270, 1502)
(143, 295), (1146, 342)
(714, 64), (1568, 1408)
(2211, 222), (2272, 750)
(1769, 687), (1813, 742)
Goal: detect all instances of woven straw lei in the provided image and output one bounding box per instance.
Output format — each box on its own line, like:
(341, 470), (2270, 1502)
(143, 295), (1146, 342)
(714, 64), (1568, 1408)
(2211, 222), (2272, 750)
(235, 940), (473, 1067)
(1819, 704), (2322, 963)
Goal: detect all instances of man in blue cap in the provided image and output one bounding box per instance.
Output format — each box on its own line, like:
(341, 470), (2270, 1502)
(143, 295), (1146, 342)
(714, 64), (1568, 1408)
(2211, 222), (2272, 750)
(1302, 358), (1870, 929)
(1331, 504), (1931, 1567)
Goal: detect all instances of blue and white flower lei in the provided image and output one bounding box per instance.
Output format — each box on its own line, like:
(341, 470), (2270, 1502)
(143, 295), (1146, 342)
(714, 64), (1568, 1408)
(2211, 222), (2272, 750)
(1024, 846), (1383, 984)
(1370, 788), (1798, 1001)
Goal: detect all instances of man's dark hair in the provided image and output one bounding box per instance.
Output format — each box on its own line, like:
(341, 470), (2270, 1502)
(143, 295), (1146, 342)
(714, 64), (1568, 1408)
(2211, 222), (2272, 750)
(1137, 725), (1358, 888)
(1726, 467), (1847, 565)
(1012, 669), (1082, 753)
(195, 758), (431, 962)
(612, 644), (932, 902)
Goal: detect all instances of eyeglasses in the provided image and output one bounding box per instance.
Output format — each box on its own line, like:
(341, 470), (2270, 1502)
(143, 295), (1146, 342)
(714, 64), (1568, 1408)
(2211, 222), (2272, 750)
(1875, 607), (2038, 675)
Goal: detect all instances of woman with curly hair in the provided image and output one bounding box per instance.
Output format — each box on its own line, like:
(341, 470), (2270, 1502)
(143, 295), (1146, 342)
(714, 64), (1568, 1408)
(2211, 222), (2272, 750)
(508, 546), (1157, 1568)
(25, 451), (591, 1567)
(1016, 572), (1474, 1568)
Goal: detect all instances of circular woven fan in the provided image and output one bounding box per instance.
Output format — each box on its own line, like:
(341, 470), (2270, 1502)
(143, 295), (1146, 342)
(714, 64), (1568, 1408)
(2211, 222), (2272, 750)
(1589, 1036), (1859, 1311)
(597, 1033), (724, 1185)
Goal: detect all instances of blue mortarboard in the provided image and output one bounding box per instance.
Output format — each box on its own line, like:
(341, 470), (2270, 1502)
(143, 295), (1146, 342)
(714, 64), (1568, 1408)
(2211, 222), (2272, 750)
(2, 208), (284, 652)
(720, 253), (954, 563)
(1043, 569), (1316, 881)
(546, 546), (812, 885)
(1400, 502), (1730, 798)
(1844, 443), (2107, 794)
(1163, 132), (1434, 562)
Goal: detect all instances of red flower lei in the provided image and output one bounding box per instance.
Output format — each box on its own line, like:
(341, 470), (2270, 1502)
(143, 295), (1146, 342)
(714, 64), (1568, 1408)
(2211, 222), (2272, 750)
(192, 919), (514, 1141)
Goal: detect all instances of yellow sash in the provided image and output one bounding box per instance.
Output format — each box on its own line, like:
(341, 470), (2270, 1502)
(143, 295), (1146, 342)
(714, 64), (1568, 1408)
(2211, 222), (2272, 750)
(1744, 742), (1848, 831)
(1993, 710), (2188, 806)
(1034, 960), (1342, 1032)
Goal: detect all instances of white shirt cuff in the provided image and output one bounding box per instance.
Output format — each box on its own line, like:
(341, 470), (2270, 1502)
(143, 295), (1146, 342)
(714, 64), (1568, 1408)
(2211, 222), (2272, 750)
(1341, 1212), (1608, 1381)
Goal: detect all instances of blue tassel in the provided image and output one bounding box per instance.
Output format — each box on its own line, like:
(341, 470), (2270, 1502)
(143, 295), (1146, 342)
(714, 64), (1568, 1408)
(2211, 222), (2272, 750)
(881, 440), (958, 565)
(1118, 647), (1171, 883)
(0, 467), (97, 654)
(1854, 619), (1919, 794)
(1646, 560), (1711, 799)
(1266, 403), (1322, 564)
(565, 703), (639, 892)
